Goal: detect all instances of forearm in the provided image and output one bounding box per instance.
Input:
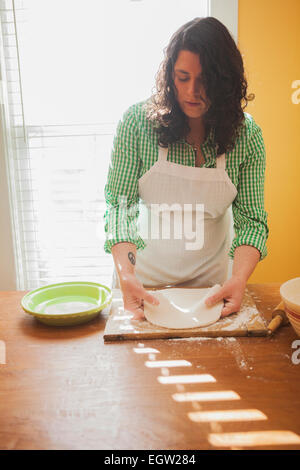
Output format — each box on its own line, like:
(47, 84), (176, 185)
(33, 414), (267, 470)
(111, 242), (137, 277)
(232, 244), (260, 284)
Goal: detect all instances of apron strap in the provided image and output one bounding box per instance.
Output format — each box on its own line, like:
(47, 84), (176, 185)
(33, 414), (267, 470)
(158, 145), (226, 169)
(216, 153), (226, 170)
(158, 145), (168, 161)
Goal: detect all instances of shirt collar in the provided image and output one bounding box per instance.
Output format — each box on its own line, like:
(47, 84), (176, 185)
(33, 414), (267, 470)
(203, 127), (215, 147)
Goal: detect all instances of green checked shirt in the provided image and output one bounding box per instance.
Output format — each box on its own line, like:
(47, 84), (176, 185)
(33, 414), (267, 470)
(103, 98), (268, 261)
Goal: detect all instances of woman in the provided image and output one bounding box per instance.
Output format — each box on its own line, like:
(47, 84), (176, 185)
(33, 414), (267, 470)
(103, 17), (268, 320)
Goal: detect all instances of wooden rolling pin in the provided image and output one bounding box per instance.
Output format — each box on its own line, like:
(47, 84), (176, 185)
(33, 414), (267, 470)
(267, 301), (289, 336)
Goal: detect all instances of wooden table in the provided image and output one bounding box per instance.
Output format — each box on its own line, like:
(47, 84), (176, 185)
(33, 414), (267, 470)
(0, 283), (300, 450)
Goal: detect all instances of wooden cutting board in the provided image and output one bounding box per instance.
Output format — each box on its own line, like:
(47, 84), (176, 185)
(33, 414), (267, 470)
(103, 286), (268, 342)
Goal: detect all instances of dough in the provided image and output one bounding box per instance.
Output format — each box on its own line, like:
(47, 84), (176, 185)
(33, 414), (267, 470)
(144, 285), (223, 329)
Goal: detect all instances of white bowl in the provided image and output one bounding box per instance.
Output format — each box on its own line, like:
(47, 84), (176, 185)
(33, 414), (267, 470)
(280, 277), (300, 337)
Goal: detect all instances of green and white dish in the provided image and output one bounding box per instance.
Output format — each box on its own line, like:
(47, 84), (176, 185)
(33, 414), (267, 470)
(21, 281), (112, 326)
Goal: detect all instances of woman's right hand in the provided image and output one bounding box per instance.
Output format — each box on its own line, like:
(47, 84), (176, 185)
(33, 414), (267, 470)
(119, 272), (160, 320)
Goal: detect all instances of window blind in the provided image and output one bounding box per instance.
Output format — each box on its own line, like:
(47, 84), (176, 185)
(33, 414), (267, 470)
(0, 0), (209, 290)
(0, 0), (119, 289)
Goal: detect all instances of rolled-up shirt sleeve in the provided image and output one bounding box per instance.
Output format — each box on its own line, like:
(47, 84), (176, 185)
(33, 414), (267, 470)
(103, 106), (146, 254)
(229, 122), (269, 261)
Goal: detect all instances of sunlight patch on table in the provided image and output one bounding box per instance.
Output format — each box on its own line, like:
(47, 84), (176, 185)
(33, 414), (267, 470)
(146, 360), (191, 368)
(158, 374), (216, 384)
(208, 430), (300, 447)
(172, 390), (240, 402)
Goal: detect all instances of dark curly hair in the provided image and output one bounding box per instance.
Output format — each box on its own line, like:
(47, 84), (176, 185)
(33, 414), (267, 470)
(144, 17), (253, 154)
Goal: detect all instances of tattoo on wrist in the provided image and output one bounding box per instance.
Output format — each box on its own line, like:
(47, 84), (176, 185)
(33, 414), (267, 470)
(128, 252), (136, 266)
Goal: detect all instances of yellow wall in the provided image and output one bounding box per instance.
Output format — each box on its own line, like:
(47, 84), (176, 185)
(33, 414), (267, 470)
(238, 0), (300, 282)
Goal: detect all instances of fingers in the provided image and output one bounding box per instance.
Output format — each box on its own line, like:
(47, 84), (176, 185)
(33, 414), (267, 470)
(205, 286), (226, 307)
(220, 299), (239, 317)
(132, 308), (145, 320)
(125, 276), (160, 307)
(124, 305), (145, 321)
(132, 282), (159, 306)
(121, 275), (159, 313)
(221, 306), (235, 317)
(143, 290), (160, 306)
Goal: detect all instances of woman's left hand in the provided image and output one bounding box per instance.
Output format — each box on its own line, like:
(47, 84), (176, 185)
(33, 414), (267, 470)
(205, 276), (247, 317)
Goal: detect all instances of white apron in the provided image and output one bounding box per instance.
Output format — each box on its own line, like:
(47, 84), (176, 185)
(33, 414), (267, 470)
(112, 144), (237, 289)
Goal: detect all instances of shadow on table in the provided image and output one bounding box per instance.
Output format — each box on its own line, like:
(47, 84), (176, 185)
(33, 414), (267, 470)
(18, 306), (110, 341)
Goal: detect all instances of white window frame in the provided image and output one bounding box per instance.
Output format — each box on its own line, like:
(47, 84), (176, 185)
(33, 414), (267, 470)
(0, 0), (238, 290)
(207, 0), (238, 44)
